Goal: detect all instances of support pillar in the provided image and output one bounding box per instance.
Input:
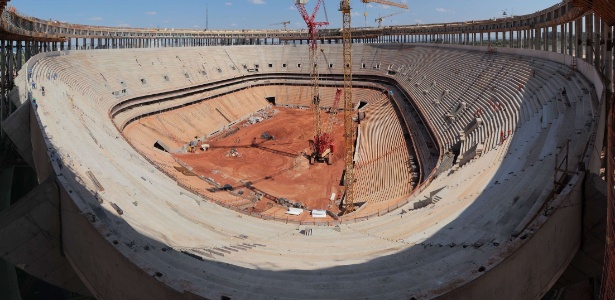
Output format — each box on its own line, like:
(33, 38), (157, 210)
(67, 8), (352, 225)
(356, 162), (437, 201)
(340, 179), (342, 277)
(7, 41), (15, 115)
(534, 27), (540, 50)
(25, 41), (30, 61)
(575, 18), (582, 58)
(552, 25), (557, 52)
(586, 14), (594, 64)
(606, 25), (613, 92)
(541, 27), (549, 51)
(568, 22), (573, 56)
(560, 24), (565, 53)
(16, 41), (22, 71)
(0, 40), (6, 128)
(594, 15), (601, 68)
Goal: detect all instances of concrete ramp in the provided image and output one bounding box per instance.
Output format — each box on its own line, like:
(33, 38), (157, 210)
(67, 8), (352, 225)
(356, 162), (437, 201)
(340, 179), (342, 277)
(0, 179), (91, 296)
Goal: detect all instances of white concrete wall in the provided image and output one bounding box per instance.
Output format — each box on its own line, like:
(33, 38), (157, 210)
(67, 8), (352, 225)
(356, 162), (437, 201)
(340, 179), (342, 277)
(436, 173), (584, 300)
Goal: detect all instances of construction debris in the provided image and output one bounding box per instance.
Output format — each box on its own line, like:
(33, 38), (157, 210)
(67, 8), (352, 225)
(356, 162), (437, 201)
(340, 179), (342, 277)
(227, 148), (241, 157)
(261, 132), (274, 140)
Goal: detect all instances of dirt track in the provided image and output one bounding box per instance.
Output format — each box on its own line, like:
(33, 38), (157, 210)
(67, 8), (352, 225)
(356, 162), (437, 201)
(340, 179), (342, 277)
(174, 108), (347, 213)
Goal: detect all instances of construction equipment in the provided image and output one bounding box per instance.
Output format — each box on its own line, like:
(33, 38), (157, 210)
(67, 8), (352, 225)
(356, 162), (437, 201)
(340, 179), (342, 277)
(270, 21), (291, 31)
(361, 0), (408, 9)
(339, 0), (407, 214)
(326, 88), (343, 134)
(375, 11), (404, 27)
(308, 88), (342, 165)
(362, 0), (408, 26)
(294, 0), (332, 165)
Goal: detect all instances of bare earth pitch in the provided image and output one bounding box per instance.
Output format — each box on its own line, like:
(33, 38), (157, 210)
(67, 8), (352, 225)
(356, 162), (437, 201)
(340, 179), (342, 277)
(173, 107), (347, 215)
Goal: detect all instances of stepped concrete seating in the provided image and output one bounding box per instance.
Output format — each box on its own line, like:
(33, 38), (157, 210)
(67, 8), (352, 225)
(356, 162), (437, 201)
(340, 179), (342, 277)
(123, 88), (270, 149)
(27, 44), (596, 299)
(354, 96), (414, 205)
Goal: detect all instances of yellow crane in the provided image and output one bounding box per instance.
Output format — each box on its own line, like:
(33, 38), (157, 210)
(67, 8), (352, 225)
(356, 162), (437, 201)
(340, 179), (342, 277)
(270, 21), (291, 31)
(361, 0), (408, 8)
(375, 11), (404, 27)
(339, 0), (408, 215)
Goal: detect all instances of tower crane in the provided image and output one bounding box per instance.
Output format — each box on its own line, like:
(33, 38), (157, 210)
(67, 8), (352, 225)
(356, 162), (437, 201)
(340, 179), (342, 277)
(375, 11), (404, 27)
(294, 0), (333, 165)
(270, 21), (291, 31)
(361, 0), (409, 23)
(361, 0), (408, 9)
(339, 0), (408, 214)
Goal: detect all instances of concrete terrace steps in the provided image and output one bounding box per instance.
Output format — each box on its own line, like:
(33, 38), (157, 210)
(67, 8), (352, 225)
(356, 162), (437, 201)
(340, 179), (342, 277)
(26, 44), (597, 299)
(354, 96), (414, 204)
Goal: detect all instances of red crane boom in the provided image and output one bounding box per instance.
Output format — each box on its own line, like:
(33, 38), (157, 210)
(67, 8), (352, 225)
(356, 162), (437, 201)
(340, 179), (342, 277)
(295, 0), (335, 165)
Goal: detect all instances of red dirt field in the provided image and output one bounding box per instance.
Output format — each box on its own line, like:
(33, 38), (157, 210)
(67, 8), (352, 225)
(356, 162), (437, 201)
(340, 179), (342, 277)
(173, 107), (347, 215)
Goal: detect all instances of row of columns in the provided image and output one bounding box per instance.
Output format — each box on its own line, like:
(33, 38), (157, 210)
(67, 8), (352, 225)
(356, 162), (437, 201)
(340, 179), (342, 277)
(1, 14), (614, 138)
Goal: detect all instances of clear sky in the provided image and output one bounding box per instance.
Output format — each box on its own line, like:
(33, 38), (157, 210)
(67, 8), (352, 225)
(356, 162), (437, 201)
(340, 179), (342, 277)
(9, 0), (561, 30)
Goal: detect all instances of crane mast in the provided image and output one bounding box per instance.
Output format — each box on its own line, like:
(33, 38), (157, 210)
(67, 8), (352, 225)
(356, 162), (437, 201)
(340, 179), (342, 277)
(296, 0), (407, 214)
(295, 0), (333, 165)
(325, 88), (343, 135)
(339, 0), (408, 214)
(340, 0), (355, 214)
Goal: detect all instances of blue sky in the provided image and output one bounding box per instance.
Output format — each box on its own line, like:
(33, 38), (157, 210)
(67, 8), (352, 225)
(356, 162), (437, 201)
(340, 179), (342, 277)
(10, 0), (560, 30)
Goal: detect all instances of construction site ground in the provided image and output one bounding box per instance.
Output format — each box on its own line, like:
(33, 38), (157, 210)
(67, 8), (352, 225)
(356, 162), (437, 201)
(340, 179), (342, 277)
(173, 107), (347, 220)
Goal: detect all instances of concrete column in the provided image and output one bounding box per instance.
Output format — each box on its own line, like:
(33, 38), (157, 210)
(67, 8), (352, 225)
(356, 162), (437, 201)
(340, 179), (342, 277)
(606, 25), (613, 92)
(8, 44), (13, 91)
(1, 40), (6, 122)
(25, 41), (31, 61)
(586, 14), (593, 64)
(16, 41), (22, 71)
(594, 15), (601, 68)
(530, 28), (534, 49)
(500, 31), (504, 47)
(530, 28), (534, 50)
(568, 22), (573, 56)
(550, 25), (556, 52)
(542, 27), (549, 51)
(575, 18), (582, 58)
(560, 24), (565, 53)
(605, 24), (613, 91)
